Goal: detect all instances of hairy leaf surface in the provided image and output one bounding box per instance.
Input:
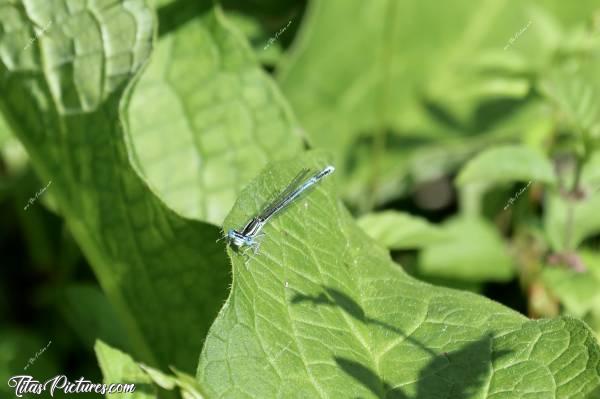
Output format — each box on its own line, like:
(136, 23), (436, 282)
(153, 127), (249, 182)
(198, 153), (600, 398)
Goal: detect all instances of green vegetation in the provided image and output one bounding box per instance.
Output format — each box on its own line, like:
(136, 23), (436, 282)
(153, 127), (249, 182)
(1, 0), (599, 397)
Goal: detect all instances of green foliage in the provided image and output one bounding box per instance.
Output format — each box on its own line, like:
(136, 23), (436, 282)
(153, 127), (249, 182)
(539, 59), (600, 142)
(544, 154), (600, 251)
(456, 145), (556, 187)
(198, 154), (598, 398)
(0, 0), (230, 372)
(0, 330), (57, 397)
(279, 0), (599, 157)
(1, 0), (600, 398)
(0, 113), (9, 148)
(419, 217), (515, 282)
(358, 211), (447, 250)
(95, 341), (157, 399)
(96, 340), (207, 399)
(543, 251), (600, 318)
(58, 284), (130, 350)
(126, 8), (303, 224)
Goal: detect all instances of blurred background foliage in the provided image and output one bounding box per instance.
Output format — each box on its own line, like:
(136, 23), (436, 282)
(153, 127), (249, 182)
(1, 0), (600, 394)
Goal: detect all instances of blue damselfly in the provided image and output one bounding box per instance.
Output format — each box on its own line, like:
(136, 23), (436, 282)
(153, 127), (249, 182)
(226, 165), (335, 254)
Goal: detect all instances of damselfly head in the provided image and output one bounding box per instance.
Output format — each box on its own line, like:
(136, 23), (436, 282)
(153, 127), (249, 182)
(227, 229), (254, 249)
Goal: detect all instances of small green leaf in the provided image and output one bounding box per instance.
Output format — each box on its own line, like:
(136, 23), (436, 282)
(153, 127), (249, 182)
(543, 250), (600, 318)
(358, 211), (447, 250)
(169, 367), (207, 399)
(545, 193), (600, 251)
(95, 341), (156, 399)
(138, 363), (177, 390)
(96, 340), (209, 398)
(456, 144), (556, 186)
(419, 216), (515, 282)
(539, 58), (600, 140)
(198, 153), (600, 398)
(582, 151), (600, 193)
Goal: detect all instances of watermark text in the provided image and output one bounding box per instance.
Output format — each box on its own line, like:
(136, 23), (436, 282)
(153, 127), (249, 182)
(8, 375), (135, 397)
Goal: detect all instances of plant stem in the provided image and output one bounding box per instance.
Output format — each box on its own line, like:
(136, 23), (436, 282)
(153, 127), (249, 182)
(563, 130), (591, 250)
(366, 0), (397, 212)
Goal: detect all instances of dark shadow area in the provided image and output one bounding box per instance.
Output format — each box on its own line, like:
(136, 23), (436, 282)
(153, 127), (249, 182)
(334, 357), (408, 399)
(471, 97), (527, 134)
(335, 334), (512, 399)
(343, 131), (460, 218)
(421, 98), (465, 133)
(157, 0), (213, 37)
(482, 278), (528, 316)
(414, 335), (510, 398)
(419, 93), (532, 137)
(222, 0), (306, 18)
(221, 0), (308, 60)
(122, 380), (156, 398)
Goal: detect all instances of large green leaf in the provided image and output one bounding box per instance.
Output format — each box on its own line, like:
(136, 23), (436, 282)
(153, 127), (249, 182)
(0, 0), (232, 372)
(58, 284), (130, 350)
(456, 144), (556, 187)
(197, 153), (600, 398)
(126, 7), (303, 225)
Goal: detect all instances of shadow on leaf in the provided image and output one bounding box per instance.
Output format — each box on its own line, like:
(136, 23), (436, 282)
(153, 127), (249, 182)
(336, 335), (511, 398)
(291, 286), (437, 355)
(293, 289), (514, 398)
(334, 357), (409, 399)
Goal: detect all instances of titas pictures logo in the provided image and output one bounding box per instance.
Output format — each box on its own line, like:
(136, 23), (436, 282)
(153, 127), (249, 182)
(8, 375), (136, 397)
